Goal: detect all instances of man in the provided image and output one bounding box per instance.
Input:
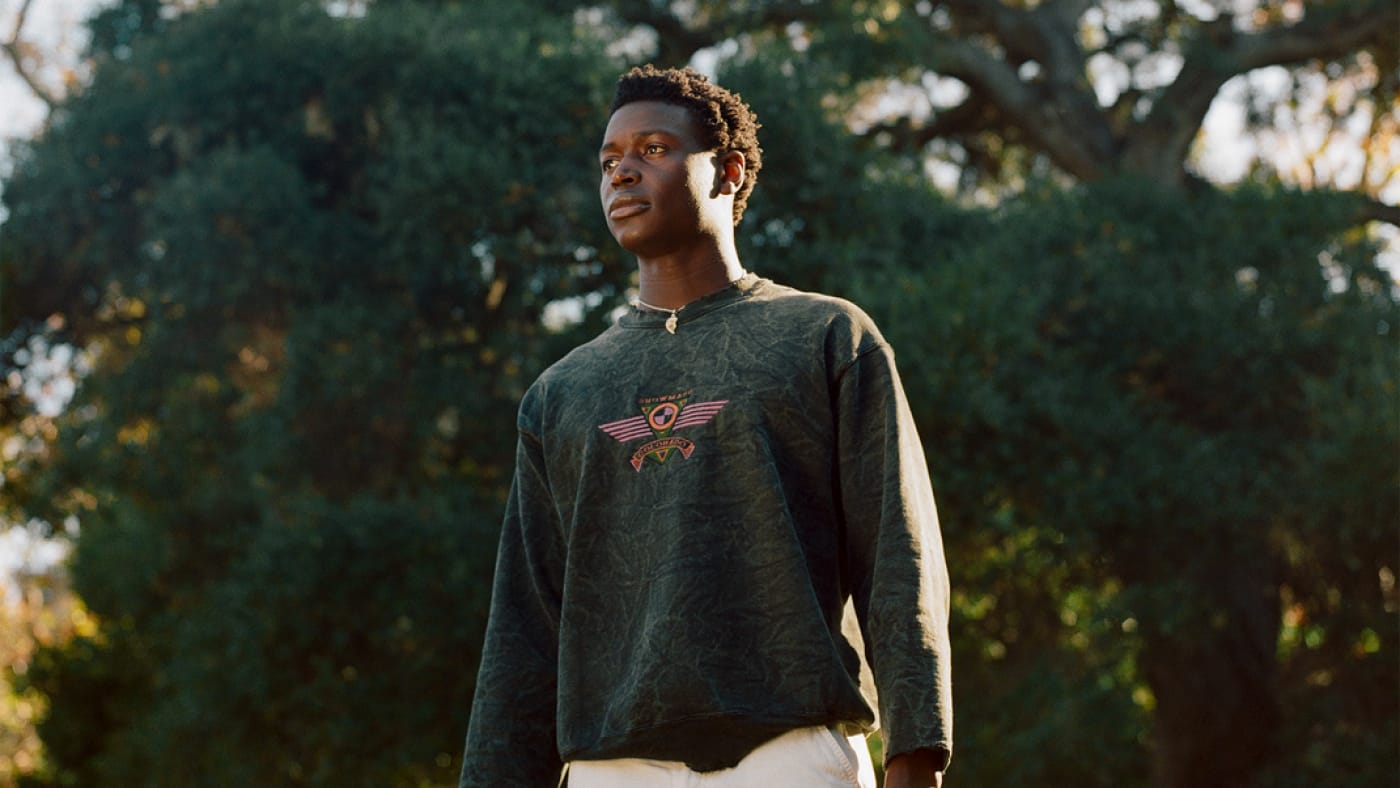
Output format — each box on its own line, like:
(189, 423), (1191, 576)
(460, 65), (951, 787)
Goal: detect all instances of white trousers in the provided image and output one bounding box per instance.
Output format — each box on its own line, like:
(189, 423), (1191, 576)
(567, 726), (877, 788)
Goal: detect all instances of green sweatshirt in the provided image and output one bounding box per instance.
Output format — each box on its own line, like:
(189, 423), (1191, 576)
(460, 274), (951, 786)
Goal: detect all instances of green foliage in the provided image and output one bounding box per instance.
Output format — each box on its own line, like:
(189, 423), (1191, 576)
(3, 0), (620, 783)
(675, 37), (1395, 783)
(80, 493), (500, 786)
(1, 1), (1394, 786)
(846, 179), (1398, 785)
(717, 50), (988, 296)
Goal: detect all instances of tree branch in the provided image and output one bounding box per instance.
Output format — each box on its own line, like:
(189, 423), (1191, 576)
(1051, 0), (1096, 27)
(1125, 0), (1398, 184)
(2, 0), (58, 109)
(1089, 30), (1156, 59)
(608, 0), (714, 64)
(942, 0), (1044, 63)
(920, 27), (1110, 180)
(1236, 0), (1399, 72)
(926, 1), (1117, 177)
(610, 0), (825, 65)
(1354, 195), (1400, 228)
(860, 98), (1002, 152)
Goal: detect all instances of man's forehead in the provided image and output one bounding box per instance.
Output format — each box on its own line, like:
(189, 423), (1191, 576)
(600, 101), (701, 149)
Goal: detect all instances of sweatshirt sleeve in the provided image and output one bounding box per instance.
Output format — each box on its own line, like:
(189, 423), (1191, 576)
(460, 430), (566, 788)
(836, 342), (953, 771)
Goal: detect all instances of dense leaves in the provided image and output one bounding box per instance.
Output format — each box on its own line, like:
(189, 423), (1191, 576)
(848, 180), (1397, 786)
(592, 0), (1399, 206)
(1, 0), (1394, 786)
(4, 0), (619, 783)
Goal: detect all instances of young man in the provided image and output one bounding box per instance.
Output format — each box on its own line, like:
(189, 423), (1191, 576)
(460, 65), (951, 787)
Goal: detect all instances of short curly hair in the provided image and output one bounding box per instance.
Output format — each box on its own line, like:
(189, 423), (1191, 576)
(610, 65), (763, 226)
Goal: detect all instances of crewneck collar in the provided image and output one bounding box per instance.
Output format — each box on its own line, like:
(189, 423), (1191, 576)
(620, 273), (765, 331)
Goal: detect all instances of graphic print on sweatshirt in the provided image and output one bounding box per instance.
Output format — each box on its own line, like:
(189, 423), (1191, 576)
(597, 390), (728, 472)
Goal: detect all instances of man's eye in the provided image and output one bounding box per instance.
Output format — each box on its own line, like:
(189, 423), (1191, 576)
(645, 144), (665, 155)
(601, 159), (618, 172)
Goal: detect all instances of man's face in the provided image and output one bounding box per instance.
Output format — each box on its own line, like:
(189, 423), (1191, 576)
(598, 101), (730, 258)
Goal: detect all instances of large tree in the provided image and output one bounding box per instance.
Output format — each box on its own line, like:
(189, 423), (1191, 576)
(860, 180), (1396, 788)
(2, 0), (621, 783)
(717, 51), (1397, 785)
(1, 1), (1394, 786)
(593, 0), (1398, 210)
(574, 4), (1397, 785)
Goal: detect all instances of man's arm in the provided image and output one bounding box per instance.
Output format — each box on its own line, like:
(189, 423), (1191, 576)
(885, 748), (947, 787)
(459, 431), (566, 787)
(834, 341), (954, 776)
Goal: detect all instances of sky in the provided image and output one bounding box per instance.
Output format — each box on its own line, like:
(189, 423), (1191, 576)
(0, 0), (105, 171)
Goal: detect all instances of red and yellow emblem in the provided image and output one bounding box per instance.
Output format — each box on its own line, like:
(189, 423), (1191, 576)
(598, 390), (728, 471)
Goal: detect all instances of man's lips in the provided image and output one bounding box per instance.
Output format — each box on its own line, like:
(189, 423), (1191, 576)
(608, 198), (650, 220)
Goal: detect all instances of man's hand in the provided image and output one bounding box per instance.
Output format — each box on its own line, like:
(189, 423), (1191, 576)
(883, 748), (944, 788)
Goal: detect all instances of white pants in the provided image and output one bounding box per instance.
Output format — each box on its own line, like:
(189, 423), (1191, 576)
(567, 725), (877, 788)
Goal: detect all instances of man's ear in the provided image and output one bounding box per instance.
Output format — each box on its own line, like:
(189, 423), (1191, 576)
(717, 151), (745, 195)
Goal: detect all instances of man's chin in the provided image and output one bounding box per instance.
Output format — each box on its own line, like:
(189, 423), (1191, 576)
(611, 228), (657, 257)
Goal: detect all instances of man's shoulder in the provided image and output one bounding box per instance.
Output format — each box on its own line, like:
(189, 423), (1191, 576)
(516, 322), (629, 416)
(752, 279), (887, 352)
(757, 278), (879, 320)
(533, 323), (626, 386)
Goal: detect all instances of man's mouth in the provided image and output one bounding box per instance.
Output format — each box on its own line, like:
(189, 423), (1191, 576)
(609, 200), (650, 220)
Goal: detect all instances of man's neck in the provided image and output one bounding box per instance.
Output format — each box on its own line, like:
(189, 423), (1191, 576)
(635, 246), (746, 310)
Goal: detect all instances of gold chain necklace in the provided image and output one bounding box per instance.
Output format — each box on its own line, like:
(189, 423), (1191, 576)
(632, 272), (746, 335)
(631, 297), (683, 334)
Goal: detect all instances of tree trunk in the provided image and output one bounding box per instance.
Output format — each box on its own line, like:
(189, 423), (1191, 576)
(1140, 559), (1281, 788)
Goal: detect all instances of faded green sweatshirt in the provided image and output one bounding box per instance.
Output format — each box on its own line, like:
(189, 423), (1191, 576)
(460, 275), (951, 787)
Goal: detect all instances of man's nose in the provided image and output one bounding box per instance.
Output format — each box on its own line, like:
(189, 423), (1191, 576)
(610, 162), (639, 186)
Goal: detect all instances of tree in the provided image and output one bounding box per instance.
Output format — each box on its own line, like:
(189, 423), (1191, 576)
(1, 0), (79, 110)
(2, 1), (1394, 786)
(2, 0), (621, 782)
(0, 538), (91, 786)
(719, 49), (1397, 784)
(592, 1), (1398, 211)
(855, 180), (1396, 787)
(574, 4), (1398, 784)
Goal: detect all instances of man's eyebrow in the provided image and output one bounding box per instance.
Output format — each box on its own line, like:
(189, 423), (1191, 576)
(599, 128), (682, 154)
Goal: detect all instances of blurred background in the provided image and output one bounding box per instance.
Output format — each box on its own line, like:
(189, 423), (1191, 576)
(0, 0), (1395, 786)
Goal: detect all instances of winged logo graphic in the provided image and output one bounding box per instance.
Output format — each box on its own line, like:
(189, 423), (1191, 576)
(598, 391), (728, 471)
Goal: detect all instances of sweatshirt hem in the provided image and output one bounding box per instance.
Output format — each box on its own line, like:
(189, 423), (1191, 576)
(562, 711), (854, 772)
